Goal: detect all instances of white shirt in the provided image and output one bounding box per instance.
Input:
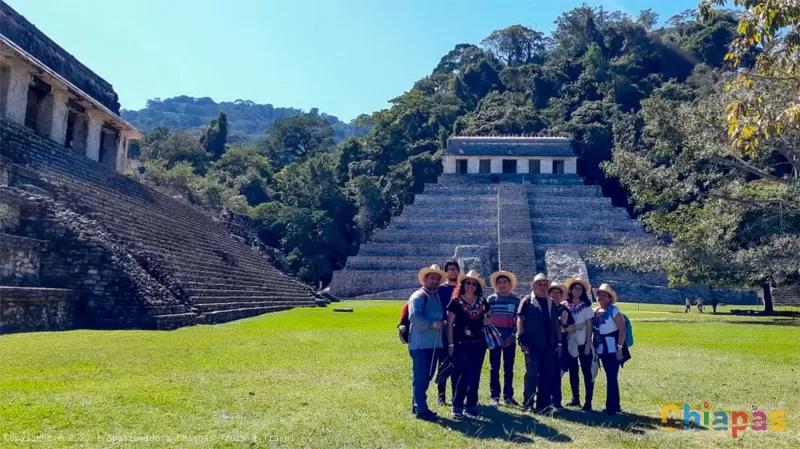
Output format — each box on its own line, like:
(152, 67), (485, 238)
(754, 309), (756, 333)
(570, 303), (594, 345)
(593, 306), (620, 354)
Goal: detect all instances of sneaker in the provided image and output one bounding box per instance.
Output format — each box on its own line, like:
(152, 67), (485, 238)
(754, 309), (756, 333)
(581, 403), (593, 412)
(567, 399), (581, 407)
(465, 409), (480, 418)
(437, 396), (447, 407)
(489, 397), (500, 407)
(415, 410), (438, 422)
(504, 398), (520, 407)
(452, 410), (464, 419)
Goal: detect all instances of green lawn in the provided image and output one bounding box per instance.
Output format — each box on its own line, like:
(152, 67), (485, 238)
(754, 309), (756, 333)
(1, 301), (797, 448)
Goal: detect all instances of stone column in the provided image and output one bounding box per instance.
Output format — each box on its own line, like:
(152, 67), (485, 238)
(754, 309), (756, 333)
(85, 109), (103, 161)
(442, 155), (456, 174)
(564, 157), (577, 174)
(490, 158), (502, 173)
(540, 157), (553, 174)
(517, 158), (529, 174)
(48, 88), (70, 145)
(467, 158), (479, 174)
(115, 133), (128, 172)
(4, 61), (31, 125)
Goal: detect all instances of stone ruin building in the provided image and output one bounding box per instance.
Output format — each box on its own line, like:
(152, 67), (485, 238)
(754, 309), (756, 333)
(329, 136), (758, 304)
(0, 4), (317, 333)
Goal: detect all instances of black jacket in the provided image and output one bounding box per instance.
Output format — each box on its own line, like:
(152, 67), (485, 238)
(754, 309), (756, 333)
(517, 295), (560, 350)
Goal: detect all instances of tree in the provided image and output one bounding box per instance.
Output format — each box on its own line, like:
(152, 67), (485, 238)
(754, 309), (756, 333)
(481, 25), (546, 66)
(699, 1), (798, 153)
(139, 127), (208, 170)
(201, 111), (228, 159)
(454, 91), (545, 135)
(265, 114), (336, 168)
(596, 75), (800, 313)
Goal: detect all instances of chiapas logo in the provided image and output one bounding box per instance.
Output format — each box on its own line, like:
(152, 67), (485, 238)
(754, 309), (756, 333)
(661, 402), (786, 438)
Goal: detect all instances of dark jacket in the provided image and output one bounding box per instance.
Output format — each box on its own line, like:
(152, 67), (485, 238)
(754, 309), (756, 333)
(517, 294), (560, 351)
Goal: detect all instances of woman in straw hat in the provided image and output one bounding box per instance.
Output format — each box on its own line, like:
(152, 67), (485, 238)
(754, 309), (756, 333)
(563, 278), (595, 410)
(592, 283), (628, 416)
(547, 281), (569, 409)
(446, 270), (491, 419)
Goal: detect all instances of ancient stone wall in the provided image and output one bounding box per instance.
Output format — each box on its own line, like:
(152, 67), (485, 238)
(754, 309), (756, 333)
(0, 286), (73, 333)
(0, 233), (44, 286)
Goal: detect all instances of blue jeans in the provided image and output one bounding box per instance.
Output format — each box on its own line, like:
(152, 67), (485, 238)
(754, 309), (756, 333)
(410, 348), (437, 414)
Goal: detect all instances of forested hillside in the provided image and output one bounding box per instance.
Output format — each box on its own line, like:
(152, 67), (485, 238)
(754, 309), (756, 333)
(122, 96), (369, 143)
(132, 5), (799, 295)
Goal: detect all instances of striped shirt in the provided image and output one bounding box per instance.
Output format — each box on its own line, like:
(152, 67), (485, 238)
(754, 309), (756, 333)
(487, 293), (520, 340)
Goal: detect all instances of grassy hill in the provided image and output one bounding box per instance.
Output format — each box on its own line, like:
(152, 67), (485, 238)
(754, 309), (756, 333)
(1, 301), (797, 448)
(121, 96), (369, 143)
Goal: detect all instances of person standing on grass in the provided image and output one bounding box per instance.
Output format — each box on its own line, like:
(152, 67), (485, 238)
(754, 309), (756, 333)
(712, 296), (718, 314)
(435, 259), (460, 406)
(548, 281), (569, 409)
(563, 279), (595, 411)
(697, 296), (704, 313)
(487, 270), (521, 407)
(518, 273), (561, 414)
(408, 264), (446, 422)
(685, 296), (691, 313)
(447, 270), (491, 419)
(592, 284), (630, 416)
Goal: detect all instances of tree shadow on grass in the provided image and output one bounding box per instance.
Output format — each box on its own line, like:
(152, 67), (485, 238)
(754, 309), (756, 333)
(552, 408), (708, 434)
(436, 405), (573, 444)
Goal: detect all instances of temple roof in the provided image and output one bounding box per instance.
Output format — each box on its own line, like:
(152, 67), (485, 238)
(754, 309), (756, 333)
(446, 136), (575, 157)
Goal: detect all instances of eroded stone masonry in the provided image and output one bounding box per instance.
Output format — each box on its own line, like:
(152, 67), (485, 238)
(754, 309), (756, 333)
(0, 5), (318, 333)
(330, 137), (758, 305)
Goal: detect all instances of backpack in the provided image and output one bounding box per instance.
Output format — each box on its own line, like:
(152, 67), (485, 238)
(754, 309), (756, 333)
(612, 305), (634, 347)
(398, 290), (428, 344)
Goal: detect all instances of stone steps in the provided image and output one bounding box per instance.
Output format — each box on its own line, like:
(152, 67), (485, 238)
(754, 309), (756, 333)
(530, 207), (629, 219)
(437, 174), (585, 185)
(2, 119), (315, 330)
(526, 185), (603, 197)
(151, 312), (198, 330)
(531, 218), (643, 233)
(357, 243), (461, 257)
(328, 269), (423, 297)
(387, 217), (496, 231)
(369, 229), (495, 245)
(400, 204), (497, 217)
(528, 196), (612, 207)
(196, 305), (295, 325)
(345, 255), (455, 270)
(532, 231), (653, 245)
(412, 194), (496, 205)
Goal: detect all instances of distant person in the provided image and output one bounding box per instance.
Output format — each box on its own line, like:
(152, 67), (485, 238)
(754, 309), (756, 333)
(408, 264), (447, 422)
(592, 284), (630, 416)
(697, 296), (704, 313)
(446, 270), (490, 418)
(548, 281), (569, 409)
(712, 297), (719, 314)
(563, 279), (595, 411)
(518, 273), (561, 414)
(487, 270), (520, 407)
(435, 259), (460, 405)
(685, 296), (691, 313)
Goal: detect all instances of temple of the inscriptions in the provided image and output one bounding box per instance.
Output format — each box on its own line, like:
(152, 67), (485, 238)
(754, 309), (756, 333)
(0, 3), (318, 333)
(329, 136), (758, 305)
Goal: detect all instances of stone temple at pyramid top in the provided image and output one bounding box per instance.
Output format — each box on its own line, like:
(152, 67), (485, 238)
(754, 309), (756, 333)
(443, 136), (577, 175)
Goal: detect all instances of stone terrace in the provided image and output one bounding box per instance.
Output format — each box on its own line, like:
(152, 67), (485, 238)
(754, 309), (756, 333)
(1, 119), (316, 331)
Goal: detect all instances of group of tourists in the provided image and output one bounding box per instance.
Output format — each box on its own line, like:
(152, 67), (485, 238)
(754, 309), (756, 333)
(403, 261), (632, 422)
(685, 296), (717, 313)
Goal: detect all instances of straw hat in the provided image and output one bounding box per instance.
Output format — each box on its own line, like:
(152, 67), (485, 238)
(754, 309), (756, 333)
(532, 273), (549, 284)
(565, 278), (592, 296)
(595, 283), (618, 304)
(458, 270), (486, 288)
(548, 281), (567, 297)
(490, 270), (517, 291)
(417, 264), (446, 286)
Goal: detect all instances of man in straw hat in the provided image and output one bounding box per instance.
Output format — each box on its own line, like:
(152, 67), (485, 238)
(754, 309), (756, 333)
(407, 264), (447, 422)
(517, 273), (562, 413)
(487, 270), (521, 407)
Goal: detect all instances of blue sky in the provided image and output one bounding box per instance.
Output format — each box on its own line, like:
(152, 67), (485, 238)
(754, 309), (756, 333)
(9, 0), (702, 121)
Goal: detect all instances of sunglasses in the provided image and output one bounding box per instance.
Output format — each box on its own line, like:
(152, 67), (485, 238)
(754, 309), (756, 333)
(464, 281), (479, 286)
